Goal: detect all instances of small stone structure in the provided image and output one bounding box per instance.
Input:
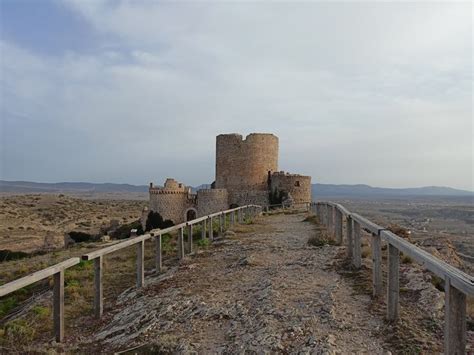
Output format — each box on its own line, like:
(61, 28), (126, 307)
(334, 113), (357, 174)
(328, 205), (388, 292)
(147, 133), (311, 224)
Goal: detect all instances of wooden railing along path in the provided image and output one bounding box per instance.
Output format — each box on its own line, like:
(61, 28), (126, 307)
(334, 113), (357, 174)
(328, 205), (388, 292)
(0, 205), (261, 342)
(312, 202), (473, 355)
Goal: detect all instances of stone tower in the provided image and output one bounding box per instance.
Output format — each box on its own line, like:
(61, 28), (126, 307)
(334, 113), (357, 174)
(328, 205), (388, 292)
(215, 133), (279, 206)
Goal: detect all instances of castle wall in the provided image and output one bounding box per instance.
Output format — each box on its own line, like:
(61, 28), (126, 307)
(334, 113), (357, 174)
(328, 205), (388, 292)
(228, 190), (270, 207)
(215, 133), (278, 204)
(149, 179), (196, 224)
(196, 189), (228, 216)
(270, 172), (312, 204)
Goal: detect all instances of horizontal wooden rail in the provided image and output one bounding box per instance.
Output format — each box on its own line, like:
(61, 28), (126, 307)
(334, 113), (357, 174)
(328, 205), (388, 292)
(0, 257), (81, 342)
(82, 234), (152, 261)
(313, 201), (473, 354)
(380, 230), (473, 294)
(0, 258), (80, 297)
(0, 204), (262, 344)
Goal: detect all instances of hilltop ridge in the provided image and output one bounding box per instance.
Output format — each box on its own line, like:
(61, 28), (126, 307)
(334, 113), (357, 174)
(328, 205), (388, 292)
(1, 180), (472, 197)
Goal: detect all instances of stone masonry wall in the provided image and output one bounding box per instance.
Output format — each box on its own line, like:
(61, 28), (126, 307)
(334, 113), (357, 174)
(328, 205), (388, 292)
(228, 190), (270, 207)
(149, 179), (196, 224)
(270, 172), (312, 204)
(196, 189), (228, 216)
(215, 133), (278, 199)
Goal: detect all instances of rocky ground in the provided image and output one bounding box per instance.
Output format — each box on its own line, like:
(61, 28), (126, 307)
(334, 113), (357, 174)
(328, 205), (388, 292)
(4, 209), (472, 353)
(73, 212), (391, 353)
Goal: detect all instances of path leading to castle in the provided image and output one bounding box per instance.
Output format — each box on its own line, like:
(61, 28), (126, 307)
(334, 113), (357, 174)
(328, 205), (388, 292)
(86, 212), (387, 353)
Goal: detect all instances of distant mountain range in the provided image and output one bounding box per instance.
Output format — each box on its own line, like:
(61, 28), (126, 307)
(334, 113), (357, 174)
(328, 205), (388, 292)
(313, 183), (473, 197)
(0, 180), (148, 193)
(1, 180), (472, 197)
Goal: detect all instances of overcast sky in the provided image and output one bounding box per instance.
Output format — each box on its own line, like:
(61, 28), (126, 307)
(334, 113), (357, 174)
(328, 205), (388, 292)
(0, 1), (472, 190)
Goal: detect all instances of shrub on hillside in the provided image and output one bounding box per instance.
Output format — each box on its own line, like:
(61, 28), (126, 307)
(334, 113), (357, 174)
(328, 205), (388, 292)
(145, 211), (174, 232)
(68, 231), (97, 243)
(110, 220), (144, 240)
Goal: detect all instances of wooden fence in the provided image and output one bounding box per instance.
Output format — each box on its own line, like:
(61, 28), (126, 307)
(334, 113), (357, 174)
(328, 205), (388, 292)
(0, 204), (261, 342)
(312, 201), (474, 354)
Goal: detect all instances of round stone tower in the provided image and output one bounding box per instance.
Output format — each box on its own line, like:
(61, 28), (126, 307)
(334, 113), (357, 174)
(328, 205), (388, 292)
(149, 179), (196, 224)
(215, 133), (278, 206)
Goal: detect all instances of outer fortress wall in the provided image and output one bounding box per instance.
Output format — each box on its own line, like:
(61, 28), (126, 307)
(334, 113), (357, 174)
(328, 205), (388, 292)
(196, 189), (228, 216)
(215, 133), (278, 205)
(270, 172), (312, 204)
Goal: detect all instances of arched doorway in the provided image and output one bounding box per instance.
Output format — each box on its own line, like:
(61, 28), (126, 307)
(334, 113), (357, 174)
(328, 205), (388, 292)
(185, 208), (197, 221)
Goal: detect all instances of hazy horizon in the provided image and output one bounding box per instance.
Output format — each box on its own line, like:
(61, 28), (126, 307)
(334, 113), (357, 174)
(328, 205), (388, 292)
(1, 1), (472, 190)
(1, 178), (473, 193)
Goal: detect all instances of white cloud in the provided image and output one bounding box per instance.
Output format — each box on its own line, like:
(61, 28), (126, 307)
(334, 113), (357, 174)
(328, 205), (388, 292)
(1, 1), (472, 189)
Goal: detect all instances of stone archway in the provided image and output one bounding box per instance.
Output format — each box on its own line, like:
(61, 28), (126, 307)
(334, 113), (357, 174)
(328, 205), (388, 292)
(185, 208), (197, 221)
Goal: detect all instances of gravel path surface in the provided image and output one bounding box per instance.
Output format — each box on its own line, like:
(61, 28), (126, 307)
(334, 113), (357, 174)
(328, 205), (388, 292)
(87, 212), (388, 354)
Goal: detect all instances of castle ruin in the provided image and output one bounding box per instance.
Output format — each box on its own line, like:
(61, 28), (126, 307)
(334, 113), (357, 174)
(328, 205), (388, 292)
(146, 133), (311, 224)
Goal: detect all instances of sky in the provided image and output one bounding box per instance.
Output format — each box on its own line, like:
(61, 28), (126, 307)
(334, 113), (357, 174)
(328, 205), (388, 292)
(0, 0), (472, 190)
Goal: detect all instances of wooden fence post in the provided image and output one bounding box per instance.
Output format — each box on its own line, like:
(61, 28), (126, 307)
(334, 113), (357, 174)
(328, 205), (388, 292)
(219, 214), (223, 234)
(136, 240), (144, 288)
(209, 217), (213, 240)
(330, 206), (336, 238)
(327, 205), (331, 229)
(201, 220), (206, 239)
(231, 211), (235, 225)
(94, 256), (103, 318)
(155, 234), (162, 273)
(353, 220), (362, 268)
(178, 227), (185, 259)
(346, 215), (353, 259)
(444, 278), (467, 354)
(335, 209), (343, 245)
(239, 209), (243, 223)
(372, 234), (383, 297)
(323, 205), (328, 226)
(187, 224), (193, 254)
(53, 270), (64, 342)
(387, 243), (399, 320)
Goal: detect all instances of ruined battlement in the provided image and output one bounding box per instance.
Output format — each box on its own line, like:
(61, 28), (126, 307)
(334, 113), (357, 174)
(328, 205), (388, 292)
(149, 178), (191, 195)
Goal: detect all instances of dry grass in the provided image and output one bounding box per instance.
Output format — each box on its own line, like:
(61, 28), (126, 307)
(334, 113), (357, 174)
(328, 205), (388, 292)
(361, 245), (371, 259)
(0, 194), (146, 253)
(0, 223), (227, 351)
(303, 214), (319, 225)
(468, 297), (474, 333)
(0, 208), (256, 347)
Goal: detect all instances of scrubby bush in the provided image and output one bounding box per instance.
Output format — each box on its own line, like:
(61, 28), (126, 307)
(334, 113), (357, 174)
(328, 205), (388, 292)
(145, 211), (174, 232)
(307, 231), (337, 247)
(68, 231), (97, 243)
(0, 250), (30, 262)
(197, 239), (210, 248)
(430, 274), (445, 292)
(0, 297), (18, 318)
(110, 220), (144, 240)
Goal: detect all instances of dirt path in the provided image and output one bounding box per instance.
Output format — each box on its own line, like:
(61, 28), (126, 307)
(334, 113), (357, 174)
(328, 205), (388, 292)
(84, 212), (388, 353)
